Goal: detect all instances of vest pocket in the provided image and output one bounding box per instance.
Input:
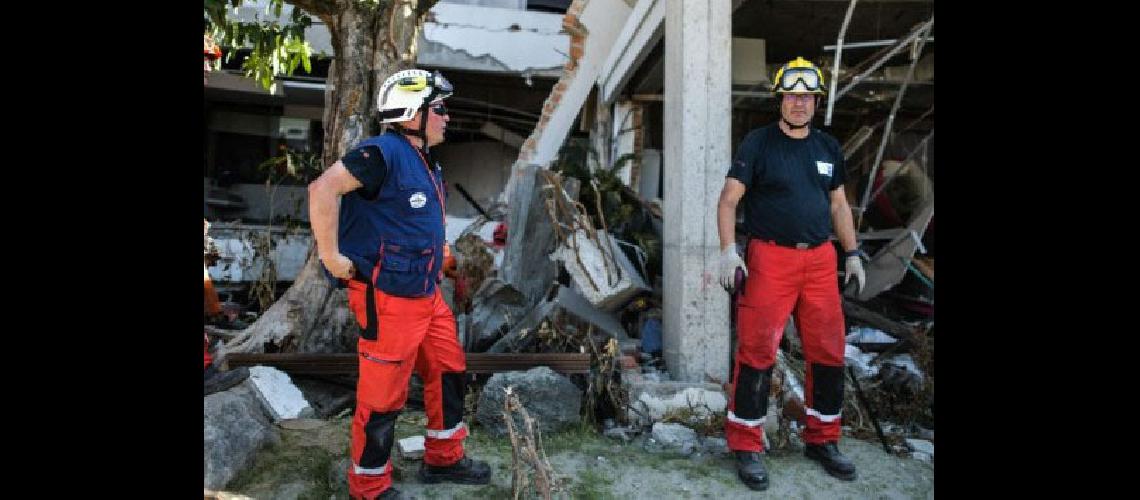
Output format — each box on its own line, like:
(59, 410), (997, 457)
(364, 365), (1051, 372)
(374, 240), (435, 297)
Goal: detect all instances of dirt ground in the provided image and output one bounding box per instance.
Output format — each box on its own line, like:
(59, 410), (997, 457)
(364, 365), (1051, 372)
(217, 409), (933, 499)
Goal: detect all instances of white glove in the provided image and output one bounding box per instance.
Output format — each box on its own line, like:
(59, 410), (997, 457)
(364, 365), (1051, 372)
(845, 254), (865, 294)
(718, 247), (748, 292)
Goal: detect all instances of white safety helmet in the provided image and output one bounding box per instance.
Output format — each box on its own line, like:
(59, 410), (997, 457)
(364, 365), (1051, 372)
(376, 69), (454, 123)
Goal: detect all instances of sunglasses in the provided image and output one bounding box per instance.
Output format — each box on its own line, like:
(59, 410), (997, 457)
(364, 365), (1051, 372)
(429, 103), (448, 116)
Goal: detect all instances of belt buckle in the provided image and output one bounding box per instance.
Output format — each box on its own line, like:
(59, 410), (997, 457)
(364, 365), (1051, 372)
(795, 242), (809, 249)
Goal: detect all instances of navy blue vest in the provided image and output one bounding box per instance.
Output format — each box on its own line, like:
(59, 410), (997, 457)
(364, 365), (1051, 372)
(332, 131), (446, 297)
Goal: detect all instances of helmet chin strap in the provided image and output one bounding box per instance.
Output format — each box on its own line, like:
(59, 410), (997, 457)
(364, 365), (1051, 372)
(782, 117), (809, 130)
(416, 104), (430, 156)
(392, 106), (432, 157)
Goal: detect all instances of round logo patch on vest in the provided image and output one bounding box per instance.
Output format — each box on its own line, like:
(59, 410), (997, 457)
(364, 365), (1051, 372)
(409, 192), (427, 209)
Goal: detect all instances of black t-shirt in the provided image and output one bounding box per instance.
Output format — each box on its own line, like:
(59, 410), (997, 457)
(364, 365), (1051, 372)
(726, 123), (846, 245)
(341, 145), (388, 199)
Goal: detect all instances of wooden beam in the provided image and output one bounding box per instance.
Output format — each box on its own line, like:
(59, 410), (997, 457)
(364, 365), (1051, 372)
(841, 299), (916, 344)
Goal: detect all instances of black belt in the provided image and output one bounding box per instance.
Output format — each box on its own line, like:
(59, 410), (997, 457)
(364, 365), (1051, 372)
(751, 236), (826, 250)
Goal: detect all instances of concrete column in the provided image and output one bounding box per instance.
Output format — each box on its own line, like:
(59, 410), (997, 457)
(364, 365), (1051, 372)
(662, 0), (732, 383)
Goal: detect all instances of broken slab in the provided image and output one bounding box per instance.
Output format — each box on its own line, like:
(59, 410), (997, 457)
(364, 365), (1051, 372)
(247, 366), (315, 422)
(844, 344), (880, 380)
(847, 200), (934, 301)
(475, 366), (583, 437)
(487, 284), (629, 353)
(398, 435), (426, 460)
(467, 278), (530, 351)
(204, 382), (281, 490)
(551, 229), (650, 312)
(650, 422), (699, 451)
(501, 165), (581, 306)
(905, 438), (934, 456)
(625, 380), (726, 428)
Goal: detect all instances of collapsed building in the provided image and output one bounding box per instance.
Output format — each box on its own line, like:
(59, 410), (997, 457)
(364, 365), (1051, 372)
(204, 0), (935, 489)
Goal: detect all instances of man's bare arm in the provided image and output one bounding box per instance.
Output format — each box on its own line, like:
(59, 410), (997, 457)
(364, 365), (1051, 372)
(308, 160), (364, 279)
(717, 178), (747, 251)
(829, 187), (857, 253)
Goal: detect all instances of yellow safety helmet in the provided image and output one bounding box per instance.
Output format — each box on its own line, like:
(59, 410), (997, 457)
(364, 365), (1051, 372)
(772, 57), (826, 95)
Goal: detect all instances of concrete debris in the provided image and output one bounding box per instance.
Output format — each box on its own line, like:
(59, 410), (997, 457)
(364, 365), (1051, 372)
(847, 200), (934, 301)
(844, 344), (880, 380)
(650, 422), (699, 450)
(398, 435), (426, 460)
(487, 284), (629, 353)
(904, 438), (934, 456)
(626, 381), (726, 428)
(246, 366), (315, 422)
(466, 278), (530, 351)
(912, 451), (933, 465)
(846, 326), (898, 346)
(501, 165), (580, 306)
(204, 382), (280, 490)
(551, 229), (650, 312)
(474, 366), (582, 436)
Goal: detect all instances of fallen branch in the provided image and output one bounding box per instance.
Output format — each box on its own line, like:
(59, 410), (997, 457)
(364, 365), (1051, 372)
(502, 386), (559, 500)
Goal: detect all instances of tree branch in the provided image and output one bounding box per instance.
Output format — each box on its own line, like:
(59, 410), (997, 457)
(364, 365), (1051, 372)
(290, 0), (340, 17)
(415, 0), (440, 19)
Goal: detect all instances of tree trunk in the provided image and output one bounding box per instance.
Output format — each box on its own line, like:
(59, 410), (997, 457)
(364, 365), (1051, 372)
(228, 0), (437, 354)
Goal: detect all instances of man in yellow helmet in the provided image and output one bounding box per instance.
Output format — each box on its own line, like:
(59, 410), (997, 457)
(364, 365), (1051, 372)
(716, 56), (864, 490)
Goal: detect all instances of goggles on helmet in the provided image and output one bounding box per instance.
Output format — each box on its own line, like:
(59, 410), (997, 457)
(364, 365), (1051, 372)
(397, 71), (453, 99)
(774, 68), (824, 93)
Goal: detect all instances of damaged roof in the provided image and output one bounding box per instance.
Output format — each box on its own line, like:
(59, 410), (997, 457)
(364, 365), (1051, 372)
(419, 2), (569, 76)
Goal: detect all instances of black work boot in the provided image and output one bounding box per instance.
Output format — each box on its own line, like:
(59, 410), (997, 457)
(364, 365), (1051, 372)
(734, 451), (769, 491)
(804, 442), (857, 481)
(418, 456), (491, 485)
(204, 366), (249, 396)
(375, 487), (405, 499)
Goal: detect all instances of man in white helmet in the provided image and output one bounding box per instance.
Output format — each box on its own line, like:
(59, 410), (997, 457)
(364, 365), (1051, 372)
(309, 69), (490, 500)
(716, 57), (864, 490)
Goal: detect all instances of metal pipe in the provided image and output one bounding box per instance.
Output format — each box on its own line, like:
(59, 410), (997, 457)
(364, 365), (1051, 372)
(848, 366), (893, 454)
(856, 17), (933, 229)
(836, 18), (934, 101)
(826, 0), (859, 126)
(824, 37), (934, 51)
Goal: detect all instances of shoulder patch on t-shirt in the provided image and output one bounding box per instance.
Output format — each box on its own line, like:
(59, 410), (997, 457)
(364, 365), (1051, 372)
(816, 161), (834, 176)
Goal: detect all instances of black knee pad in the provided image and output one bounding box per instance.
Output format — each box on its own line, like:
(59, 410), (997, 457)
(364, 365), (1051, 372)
(441, 372), (466, 430)
(810, 363), (845, 416)
(360, 409), (400, 468)
(734, 365), (773, 420)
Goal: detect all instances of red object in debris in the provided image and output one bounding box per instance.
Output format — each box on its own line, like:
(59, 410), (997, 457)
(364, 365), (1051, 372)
(492, 222), (507, 248)
(620, 355), (638, 370)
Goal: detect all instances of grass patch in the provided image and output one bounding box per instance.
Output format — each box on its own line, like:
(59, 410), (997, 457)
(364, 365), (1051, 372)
(540, 422), (606, 455)
(226, 431), (337, 499)
(572, 467), (617, 500)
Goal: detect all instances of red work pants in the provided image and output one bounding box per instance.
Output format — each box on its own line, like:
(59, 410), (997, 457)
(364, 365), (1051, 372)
(345, 280), (468, 499)
(725, 240), (847, 452)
